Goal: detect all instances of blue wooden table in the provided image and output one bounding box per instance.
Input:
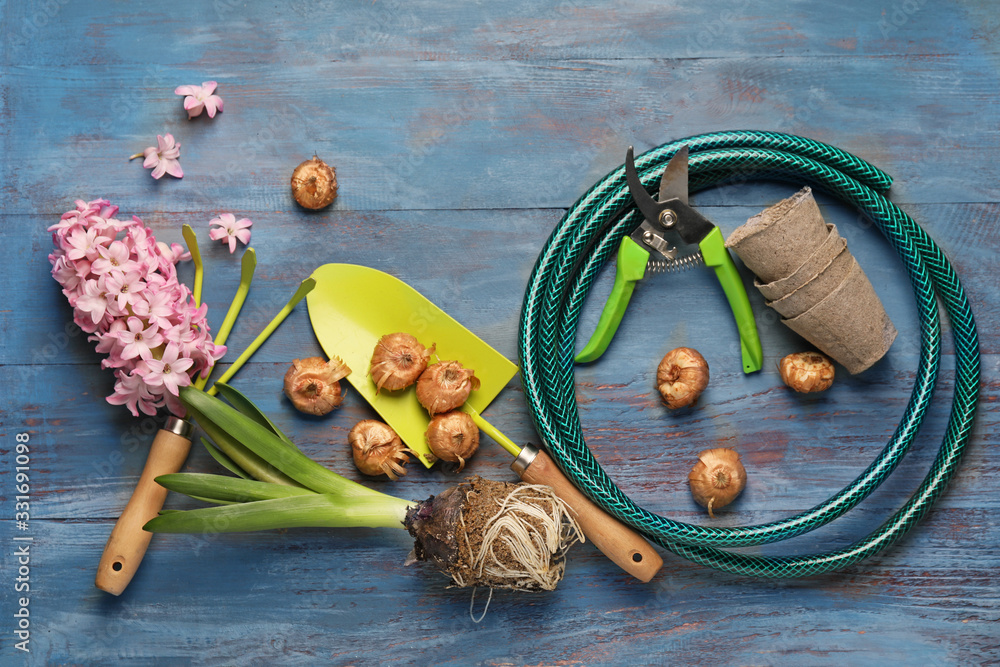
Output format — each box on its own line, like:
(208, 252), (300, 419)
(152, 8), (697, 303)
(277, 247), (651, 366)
(2, 1), (998, 664)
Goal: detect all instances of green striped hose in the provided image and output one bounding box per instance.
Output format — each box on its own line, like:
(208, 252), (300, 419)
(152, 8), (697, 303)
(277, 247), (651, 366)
(518, 130), (980, 577)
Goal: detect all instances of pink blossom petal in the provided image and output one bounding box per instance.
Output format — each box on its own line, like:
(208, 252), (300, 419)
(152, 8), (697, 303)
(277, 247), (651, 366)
(171, 243), (192, 262)
(164, 160), (184, 179)
(234, 228), (251, 244)
(107, 391), (140, 418)
(174, 85), (197, 96)
(172, 357), (194, 374)
(163, 391), (186, 417)
(160, 373), (180, 395)
(201, 81), (218, 94)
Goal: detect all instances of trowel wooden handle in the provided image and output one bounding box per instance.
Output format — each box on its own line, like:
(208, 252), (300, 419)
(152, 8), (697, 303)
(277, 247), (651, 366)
(512, 445), (662, 582)
(96, 418), (193, 596)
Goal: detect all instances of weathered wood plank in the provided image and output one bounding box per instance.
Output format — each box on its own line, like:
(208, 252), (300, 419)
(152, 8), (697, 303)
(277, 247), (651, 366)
(2, 0), (997, 65)
(5, 519), (997, 665)
(2, 55), (999, 216)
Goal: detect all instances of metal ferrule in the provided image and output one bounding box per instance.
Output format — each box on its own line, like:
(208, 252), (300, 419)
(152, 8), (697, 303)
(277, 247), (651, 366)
(163, 416), (194, 439)
(510, 443), (540, 476)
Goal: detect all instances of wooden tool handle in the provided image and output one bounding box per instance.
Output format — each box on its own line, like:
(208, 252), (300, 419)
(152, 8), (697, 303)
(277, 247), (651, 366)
(96, 419), (192, 595)
(513, 445), (663, 582)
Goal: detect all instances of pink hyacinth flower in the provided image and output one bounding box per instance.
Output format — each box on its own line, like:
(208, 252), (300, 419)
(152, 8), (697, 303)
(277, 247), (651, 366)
(118, 316), (163, 361)
(65, 226), (102, 262)
(208, 213), (253, 253)
(142, 344), (194, 396)
(174, 81), (224, 119)
(142, 134), (183, 179)
(132, 289), (177, 330)
(107, 370), (157, 418)
(156, 241), (191, 264)
(92, 240), (136, 276)
(103, 269), (147, 310)
(75, 279), (109, 325)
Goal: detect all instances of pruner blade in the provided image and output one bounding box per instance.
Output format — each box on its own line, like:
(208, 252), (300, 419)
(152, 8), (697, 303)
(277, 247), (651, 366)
(658, 145), (689, 206)
(625, 146), (664, 226)
(625, 145), (690, 226)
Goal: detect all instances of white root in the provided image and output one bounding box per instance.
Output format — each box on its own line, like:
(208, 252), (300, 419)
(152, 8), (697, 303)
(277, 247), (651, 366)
(457, 484), (583, 593)
(469, 587), (494, 624)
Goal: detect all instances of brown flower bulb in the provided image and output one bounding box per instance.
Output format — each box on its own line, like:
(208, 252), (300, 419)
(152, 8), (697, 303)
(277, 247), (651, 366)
(425, 411), (480, 472)
(349, 420), (413, 480)
(283, 356), (350, 415)
(291, 156), (338, 210)
(779, 351), (835, 393)
(688, 448), (746, 518)
(415, 360), (480, 416)
(657, 347), (709, 409)
(369, 333), (434, 392)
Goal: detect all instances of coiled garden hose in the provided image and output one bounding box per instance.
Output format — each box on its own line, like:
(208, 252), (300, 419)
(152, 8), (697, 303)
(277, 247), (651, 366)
(518, 130), (980, 577)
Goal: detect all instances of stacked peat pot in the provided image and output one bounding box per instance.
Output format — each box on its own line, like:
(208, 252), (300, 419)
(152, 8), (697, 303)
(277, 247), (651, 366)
(726, 187), (897, 374)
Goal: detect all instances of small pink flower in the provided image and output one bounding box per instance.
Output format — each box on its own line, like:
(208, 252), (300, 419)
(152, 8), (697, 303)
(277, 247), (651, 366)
(48, 214), (86, 235)
(117, 316), (163, 361)
(99, 333), (129, 369)
(139, 134), (183, 179)
(99, 217), (132, 233)
(142, 344), (194, 396)
(94, 319), (127, 357)
(156, 241), (191, 264)
(175, 81), (224, 119)
(48, 199), (114, 234)
(103, 269), (147, 310)
(107, 370), (157, 418)
(75, 279), (110, 326)
(65, 227), (102, 262)
(92, 240), (136, 276)
(208, 213), (252, 253)
(132, 290), (177, 330)
(51, 254), (81, 291)
(161, 322), (196, 352)
(90, 200), (118, 220)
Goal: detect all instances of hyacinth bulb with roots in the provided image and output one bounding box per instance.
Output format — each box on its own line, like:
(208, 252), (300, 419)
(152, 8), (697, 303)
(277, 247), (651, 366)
(405, 477), (582, 591)
(145, 385), (583, 593)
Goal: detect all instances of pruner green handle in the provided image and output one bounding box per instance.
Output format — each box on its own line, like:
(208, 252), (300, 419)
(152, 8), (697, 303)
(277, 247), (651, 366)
(575, 229), (763, 372)
(699, 227), (763, 373)
(575, 236), (650, 363)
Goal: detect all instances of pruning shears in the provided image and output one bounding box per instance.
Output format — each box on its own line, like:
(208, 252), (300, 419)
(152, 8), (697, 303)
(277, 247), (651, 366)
(575, 146), (764, 374)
